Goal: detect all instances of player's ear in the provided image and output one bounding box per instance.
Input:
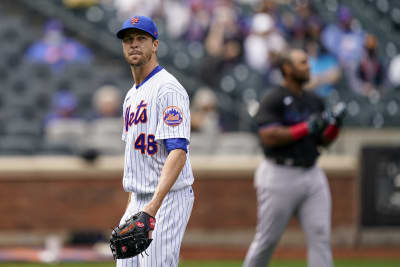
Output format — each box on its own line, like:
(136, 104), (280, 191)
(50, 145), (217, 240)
(152, 40), (159, 53)
(282, 63), (292, 76)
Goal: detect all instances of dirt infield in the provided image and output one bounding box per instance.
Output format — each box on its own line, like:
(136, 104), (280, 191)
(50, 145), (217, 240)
(180, 246), (400, 260)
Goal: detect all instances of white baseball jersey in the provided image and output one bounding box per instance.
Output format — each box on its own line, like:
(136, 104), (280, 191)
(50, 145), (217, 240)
(121, 66), (194, 194)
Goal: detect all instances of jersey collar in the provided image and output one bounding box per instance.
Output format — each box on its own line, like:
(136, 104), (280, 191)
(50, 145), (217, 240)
(135, 65), (163, 89)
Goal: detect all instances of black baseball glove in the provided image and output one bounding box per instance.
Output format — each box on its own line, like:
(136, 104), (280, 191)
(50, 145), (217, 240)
(306, 113), (327, 136)
(322, 102), (346, 126)
(317, 102), (347, 146)
(110, 211), (156, 260)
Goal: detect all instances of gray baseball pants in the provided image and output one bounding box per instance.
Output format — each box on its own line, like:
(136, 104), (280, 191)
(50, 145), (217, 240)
(243, 159), (333, 267)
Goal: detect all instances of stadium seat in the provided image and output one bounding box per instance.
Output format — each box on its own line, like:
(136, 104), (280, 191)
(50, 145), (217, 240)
(0, 65), (9, 84)
(5, 119), (42, 138)
(0, 19), (25, 55)
(0, 135), (38, 155)
(84, 118), (124, 155)
(44, 118), (87, 154)
(190, 132), (219, 155)
(4, 80), (33, 110)
(214, 132), (261, 155)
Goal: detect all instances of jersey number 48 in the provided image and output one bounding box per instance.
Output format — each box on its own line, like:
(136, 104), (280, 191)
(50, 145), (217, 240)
(134, 133), (158, 155)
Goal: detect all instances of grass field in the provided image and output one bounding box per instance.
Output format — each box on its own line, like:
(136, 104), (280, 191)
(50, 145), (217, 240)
(1, 260), (400, 267)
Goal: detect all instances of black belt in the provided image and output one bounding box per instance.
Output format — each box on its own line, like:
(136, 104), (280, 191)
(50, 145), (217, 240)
(268, 157), (315, 168)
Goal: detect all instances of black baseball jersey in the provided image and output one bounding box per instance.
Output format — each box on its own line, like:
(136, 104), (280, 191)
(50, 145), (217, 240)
(256, 86), (325, 167)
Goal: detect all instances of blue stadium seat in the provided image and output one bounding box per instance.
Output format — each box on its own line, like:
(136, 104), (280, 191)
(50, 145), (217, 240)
(0, 135), (38, 155)
(0, 65), (10, 85)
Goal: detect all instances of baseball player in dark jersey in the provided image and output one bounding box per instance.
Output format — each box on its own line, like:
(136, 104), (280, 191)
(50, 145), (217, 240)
(243, 49), (345, 267)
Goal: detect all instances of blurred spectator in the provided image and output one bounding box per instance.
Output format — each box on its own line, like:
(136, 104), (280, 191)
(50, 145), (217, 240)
(88, 84), (121, 119)
(191, 87), (221, 134)
(163, 0), (191, 39)
(283, 0), (320, 48)
(256, 0), (279, 15)
(244, 13), (287, 77)
(85, 84), (124, 155)
(295, 0), (317, 25)
(113, 0), (161, 21)
(321, 6), (364, 98)
(200, 1), (245, 86)
(304, 20), (341, 98)
(354, 34), (385, 97)
(254, 0), (284, 33)
(24, 19), (92, 72)
(190, 87), (221, 155)
(44, 89), (80, 126)
(63, 0), (99, 8)
(321, 6), (364, 67)
(389, 54), (400, 87)
(180, 0), (212, 41)
(43, 90), (86, 154)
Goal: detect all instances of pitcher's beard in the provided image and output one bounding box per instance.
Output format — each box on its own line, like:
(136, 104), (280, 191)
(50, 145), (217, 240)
(130, 53), (152, 67)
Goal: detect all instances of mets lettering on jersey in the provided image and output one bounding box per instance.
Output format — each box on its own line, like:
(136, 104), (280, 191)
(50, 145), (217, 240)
(121, 68), (194, 194)
(125, 100), (148, 131)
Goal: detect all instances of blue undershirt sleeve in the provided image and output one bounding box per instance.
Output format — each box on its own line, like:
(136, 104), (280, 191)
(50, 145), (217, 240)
(164, 138), (188, 154)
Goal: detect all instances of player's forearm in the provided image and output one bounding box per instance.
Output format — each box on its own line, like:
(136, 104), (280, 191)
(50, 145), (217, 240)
(259, 126), (297, 147)
(143, 149), (187, 216)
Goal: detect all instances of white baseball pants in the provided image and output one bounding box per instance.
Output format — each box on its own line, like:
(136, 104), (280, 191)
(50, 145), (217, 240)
(117, 186), (194, 267)
(243, 159), (333, 267)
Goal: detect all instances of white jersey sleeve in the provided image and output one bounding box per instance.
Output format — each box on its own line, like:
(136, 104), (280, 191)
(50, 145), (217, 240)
(155, 84), (191, 142)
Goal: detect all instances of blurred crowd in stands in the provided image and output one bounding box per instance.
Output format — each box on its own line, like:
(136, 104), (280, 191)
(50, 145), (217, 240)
(105, 0), (394, 97)
(1, 0), (400, 156)
(59, 0), (398, 94)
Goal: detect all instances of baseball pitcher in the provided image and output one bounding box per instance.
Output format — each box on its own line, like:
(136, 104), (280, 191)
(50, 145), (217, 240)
(109, 16), (195, 267)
